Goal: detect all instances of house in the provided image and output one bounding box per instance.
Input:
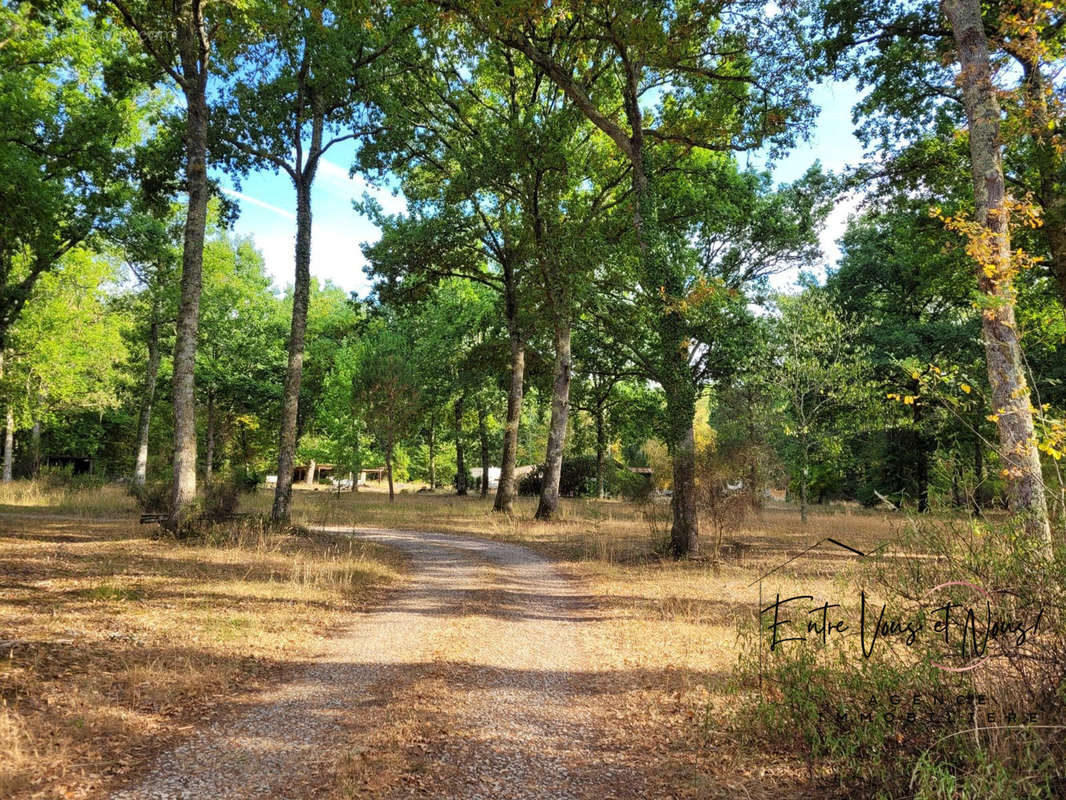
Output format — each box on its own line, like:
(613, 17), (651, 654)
(264, 462), (339, 488)
(360, 467), (386, 483)
(292, 462), (336, 484)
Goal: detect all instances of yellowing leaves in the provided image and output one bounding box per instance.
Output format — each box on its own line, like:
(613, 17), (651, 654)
(886, 392), (917, 405)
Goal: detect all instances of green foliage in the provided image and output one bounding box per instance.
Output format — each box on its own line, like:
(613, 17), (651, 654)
(517, 455), (651, 500)
(4, 247), (130, 435)
(771, 288), (871, 513)
(0, 0), (144, 344)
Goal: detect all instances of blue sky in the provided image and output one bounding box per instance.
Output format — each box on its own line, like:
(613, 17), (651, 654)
(220, 80), (867, 296)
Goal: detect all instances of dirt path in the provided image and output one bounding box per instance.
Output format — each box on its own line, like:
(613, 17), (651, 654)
(110, 528), (646, 800)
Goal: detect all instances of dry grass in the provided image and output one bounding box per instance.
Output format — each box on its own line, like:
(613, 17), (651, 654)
(1, 479), (910, 798)
(0, 482), (140, 518)
(260, 485), (907, 796)
(0, 486), (403, 800)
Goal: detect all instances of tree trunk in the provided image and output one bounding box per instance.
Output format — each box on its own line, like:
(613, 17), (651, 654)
(454, 395), (467, 495)
(943, 0), (1052, 550)
(133, 315), (161, 487)
(2, 401), (12, 484)
(623, 85), (699, 556)
(427, 413), (436, 490)
(272, 178), (314, 522)
(800, 444), (810, 524)
(29, 419), (39, 479)
(166, 57), (209, 532)
(916, 436), (930, 513)
(204, 392), (215, 483)
(668, 405), (700, 556)
(535, 321), (572, 520)
(595, 405), (606, 499)
(385, 439), (395, 502)
(745, 385), (762, 511)
(914, 398), (929, 512)
(1, 351), (11, 484)
(493, 329), (524, 514)
(305, 459), (316, 487)
(476, 395), (490, 497)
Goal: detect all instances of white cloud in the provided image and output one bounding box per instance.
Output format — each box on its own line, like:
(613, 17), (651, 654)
(317, 158), (406, 215)
(220, 187), (295, 220)
(239, 221), (374, 297)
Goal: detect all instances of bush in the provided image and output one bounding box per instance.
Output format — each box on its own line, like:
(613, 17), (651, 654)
(516, 455), (652, 500)
(203, 479), (241, 521)
(232, 466), (261, 493)
(735, 516), (1066, 798)
(129, 480), (170, 513)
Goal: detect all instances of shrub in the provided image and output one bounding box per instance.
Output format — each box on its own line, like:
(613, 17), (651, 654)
(517, 456), (652, 500)
(203, 479), (241, 521)
(129, 480), (170, 513)
(735, 516), (1066, 798)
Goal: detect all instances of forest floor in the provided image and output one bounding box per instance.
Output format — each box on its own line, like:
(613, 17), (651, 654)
(1, 482), (904, 799)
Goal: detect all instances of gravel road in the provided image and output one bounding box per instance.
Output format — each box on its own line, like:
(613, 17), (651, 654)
(110, 527), (646, 800)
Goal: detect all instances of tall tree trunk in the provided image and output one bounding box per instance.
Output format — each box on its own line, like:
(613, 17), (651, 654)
(2, 402), (12, 484)
(166, 50), (209, 532)
(204, 392), (215, 483)
(668, 411), (700, 555)
(914, 398), (929, 512)
(30, 418), (40, 479)
(535, 321), (572, 520)
(133, 315), (161, 487)
(1, 351), (11, 484)
(943, 0), (1052, 550)
(272, 178), (315, 522)
(385, 439), (395, 502)
(623, 82), (699, 556)
(595, 405), (606, 499)
(476, 396), (490, 497)
(745, 385), (762, 511)
(427, 413), (436, 489)
(454, 395), (467, 495)
(493, 327), (524, 514)
(916, 436), (930, 513)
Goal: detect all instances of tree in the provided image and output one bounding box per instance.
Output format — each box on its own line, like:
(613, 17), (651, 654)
(444, 0), (816, 553)
(818, 0), (1066, 306)
(110, 193), (182, 486)
(213, 0), (414, 522)
(2, 2), (143, 473)
(1, 2), (141, 349)
(828, 198), (984, 511)
(941, 0), (1052, 549)
(774, 290), (870, 522)
(348, 320), (423, 502)
(196, 219), (286, 482)
(360, 38), (550, 514)
(3, 248), (129, 480)
(103, 0), (251, 530)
